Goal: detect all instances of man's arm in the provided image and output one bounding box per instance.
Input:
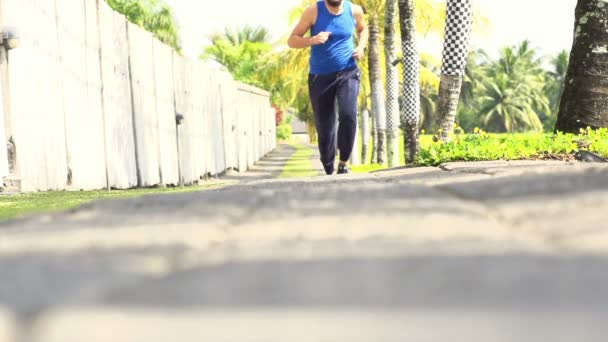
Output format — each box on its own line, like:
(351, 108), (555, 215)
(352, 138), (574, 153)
(288, 5), (331, 49)
(352, 4), (369, 60)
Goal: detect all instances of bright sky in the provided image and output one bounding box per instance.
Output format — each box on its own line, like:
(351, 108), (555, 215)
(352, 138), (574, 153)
(165, 0), (577, 59)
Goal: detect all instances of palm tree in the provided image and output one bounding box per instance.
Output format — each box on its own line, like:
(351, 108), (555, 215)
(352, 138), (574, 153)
(548, 51), (569, 112)
(418, 53), (441, 132)
(368, 10), (387, 164)
(555, 0), (608, 133)
(398, 0), (420, 164)
(459, 49), (487, 110)
(201, 25), (273, 86)
(478, 74), (544, 132)
(435, 0), (473, 142)
(456, 49), (487, 132)
(539, 50), (568, 130)
(353, 0), (387, 165)
(384, 0), (400, 167)
(477, 42), (548, 132)
(210, 26), (271, 46)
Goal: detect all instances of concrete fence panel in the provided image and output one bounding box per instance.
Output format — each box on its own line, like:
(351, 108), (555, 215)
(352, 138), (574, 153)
(153, 40), (179, 186)
(56, 0), (107, 190)
(172, 55), (196, 185)
(5, 0), (68, 191)
(235, 85), (248, 172)
(190, 61), (208, 180)
(217, 71), (238, 170)
(207, 67), (226, 175)
(0, 63), (8, 181)
(98, 1), (137, 189)
(127, 23), (160, 187)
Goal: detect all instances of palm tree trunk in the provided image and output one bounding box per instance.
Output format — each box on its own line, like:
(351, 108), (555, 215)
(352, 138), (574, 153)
(361, 108), (370, 162)
(555, 0), (608, 132)
(436, 74), (463, 139)
(385, 0), (400, 167)
(398, 0), (420, 164)
(436, 0), (473, 142)
(371, 115), (377, 163)
(368, 13), (387, 165)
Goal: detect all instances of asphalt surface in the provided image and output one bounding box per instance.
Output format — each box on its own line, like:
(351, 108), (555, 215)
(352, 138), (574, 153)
(1, 145), (608, 341)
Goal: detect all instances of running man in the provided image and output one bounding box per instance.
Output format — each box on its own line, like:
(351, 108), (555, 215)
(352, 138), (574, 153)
(288, 0), (368, 175)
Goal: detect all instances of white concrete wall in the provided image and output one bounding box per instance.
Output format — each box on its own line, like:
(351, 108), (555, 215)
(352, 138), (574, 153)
(5, 0), (68, 192)
(98, 1), (138, 189)
(0, 60), (8, 181)
(1, 0), (275, 192)
(56, 0), (108, 190)
(128, 22), (161, 187)
(172, 55), (195, 185)
(153, 41), (180, 186)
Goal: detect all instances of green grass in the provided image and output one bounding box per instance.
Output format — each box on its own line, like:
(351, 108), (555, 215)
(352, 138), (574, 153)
(280, 144), (319, 178)
(351, 163), (386, 173)
(0, 182), (226, 221)
(352, 128), (608, 173)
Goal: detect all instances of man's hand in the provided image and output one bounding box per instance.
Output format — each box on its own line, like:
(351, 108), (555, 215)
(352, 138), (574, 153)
(352, 45), (365, 60)
(311, 31), (331, 45)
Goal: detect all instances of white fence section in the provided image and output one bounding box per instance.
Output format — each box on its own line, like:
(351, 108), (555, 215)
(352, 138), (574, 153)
(0, 0), (276, 192)
(153, 40), (180, 186)
(0, 60), (7, 180)
(98, 1), (138, 189)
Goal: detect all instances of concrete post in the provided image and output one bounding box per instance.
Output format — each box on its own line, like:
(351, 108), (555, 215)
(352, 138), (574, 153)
(0, 0), (20, 191)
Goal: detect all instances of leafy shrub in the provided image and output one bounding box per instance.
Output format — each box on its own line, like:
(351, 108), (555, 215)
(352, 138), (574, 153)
(277, 123), (293, 141)
(416, 127), (608, 166)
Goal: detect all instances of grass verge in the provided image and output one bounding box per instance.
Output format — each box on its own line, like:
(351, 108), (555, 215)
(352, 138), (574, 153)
(0, 182), (226, 221)
(280, 144), (319, 178)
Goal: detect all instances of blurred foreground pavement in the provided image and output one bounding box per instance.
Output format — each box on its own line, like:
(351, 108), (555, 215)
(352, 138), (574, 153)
(1, 149), (608, 341)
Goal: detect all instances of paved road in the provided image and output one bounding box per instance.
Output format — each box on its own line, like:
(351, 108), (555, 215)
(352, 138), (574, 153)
(1, 145), (608, 341)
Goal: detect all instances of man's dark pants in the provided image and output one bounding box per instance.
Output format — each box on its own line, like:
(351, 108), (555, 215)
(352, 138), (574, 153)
(308, 67), (360, 175)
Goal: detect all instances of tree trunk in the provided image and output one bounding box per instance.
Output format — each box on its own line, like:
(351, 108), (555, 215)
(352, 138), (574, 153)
(555, 0), (608, 132)
(385, 0), (400, 167)
(404, 121), (419, 164)
(436, 0), (473, 142)
(368, 13), (387, 165)
(436, 74), (464, 140)
(398, 0), (420, 164)
(361, 108), (370, 162)
(371, 115), (377, 163)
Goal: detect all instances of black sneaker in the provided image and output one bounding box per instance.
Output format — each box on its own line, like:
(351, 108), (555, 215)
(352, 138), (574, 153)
(337, 164), (349, 175)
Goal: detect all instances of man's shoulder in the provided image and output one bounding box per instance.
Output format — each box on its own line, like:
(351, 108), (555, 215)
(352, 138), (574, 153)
(303, 2), (319, 16)
(350, 3), (364, 16)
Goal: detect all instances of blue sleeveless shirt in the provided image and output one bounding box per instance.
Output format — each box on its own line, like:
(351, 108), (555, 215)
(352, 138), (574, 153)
(310, 0), (357, 75)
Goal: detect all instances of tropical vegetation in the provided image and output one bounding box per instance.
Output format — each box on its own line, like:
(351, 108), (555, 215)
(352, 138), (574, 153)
(106, 0), (181, 50)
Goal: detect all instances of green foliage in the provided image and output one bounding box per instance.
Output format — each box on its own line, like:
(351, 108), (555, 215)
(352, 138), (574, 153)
(541, 50), (569, 131)
(203, 40), (272, 87)
(457, 42), (552, 133)
(352, 128), (608, 171)
(416, 128), (608, 166)
(105, 0), (181, 50)
(201, 25), (275, 90)
(277, 123), (293, 141)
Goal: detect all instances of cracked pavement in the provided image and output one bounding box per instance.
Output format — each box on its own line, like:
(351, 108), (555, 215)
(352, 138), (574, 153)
(1, 145), (608, 341)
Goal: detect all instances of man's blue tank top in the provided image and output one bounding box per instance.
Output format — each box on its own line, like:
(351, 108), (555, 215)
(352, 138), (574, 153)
(310, 0), (357, 75)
